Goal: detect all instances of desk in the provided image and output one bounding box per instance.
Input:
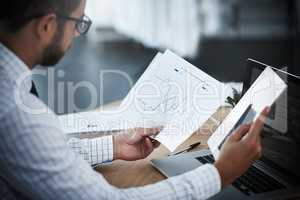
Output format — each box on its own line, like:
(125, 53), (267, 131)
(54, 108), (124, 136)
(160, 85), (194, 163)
(94, 102), (231, 188)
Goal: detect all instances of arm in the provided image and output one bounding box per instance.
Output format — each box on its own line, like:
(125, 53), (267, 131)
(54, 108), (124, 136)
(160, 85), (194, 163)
(67, 136), (114, 166)
(0, 98), (269, 200)
(0, 105), (221, 200)
(66, 127), (161, 165)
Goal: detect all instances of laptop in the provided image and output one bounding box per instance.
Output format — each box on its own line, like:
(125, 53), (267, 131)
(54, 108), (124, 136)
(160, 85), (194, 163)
(151, 59), (300, 200)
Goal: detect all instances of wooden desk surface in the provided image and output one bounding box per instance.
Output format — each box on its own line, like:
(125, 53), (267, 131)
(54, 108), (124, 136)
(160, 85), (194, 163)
(95, 102), (231, 188)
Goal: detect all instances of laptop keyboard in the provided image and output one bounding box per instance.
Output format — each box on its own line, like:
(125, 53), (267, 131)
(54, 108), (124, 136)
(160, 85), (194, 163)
(196, 154), (286, 196)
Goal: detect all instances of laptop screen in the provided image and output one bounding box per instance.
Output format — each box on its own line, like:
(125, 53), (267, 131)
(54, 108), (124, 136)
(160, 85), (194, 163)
(243, 59), (300, 178)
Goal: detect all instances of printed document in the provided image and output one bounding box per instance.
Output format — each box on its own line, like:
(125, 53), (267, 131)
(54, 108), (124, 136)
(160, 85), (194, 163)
(119, 50), (229, 151)
(59, 50), (230, 152)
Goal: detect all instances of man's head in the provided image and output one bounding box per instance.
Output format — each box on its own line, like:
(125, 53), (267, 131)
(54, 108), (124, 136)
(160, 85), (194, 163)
(0, 0), (90, 67)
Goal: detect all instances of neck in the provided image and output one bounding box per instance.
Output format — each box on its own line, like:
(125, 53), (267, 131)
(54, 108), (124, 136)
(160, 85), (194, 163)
(0, 34), (38, 70)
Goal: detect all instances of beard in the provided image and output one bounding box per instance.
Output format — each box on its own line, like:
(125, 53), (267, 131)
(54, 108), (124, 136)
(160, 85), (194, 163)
(40, 28), (66, 67)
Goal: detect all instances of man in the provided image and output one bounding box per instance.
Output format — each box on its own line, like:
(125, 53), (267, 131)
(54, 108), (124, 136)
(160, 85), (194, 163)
(0, 0), (270, 199)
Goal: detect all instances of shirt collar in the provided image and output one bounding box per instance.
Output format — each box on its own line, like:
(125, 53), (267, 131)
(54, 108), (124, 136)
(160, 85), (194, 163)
(0, 42), (32, 92)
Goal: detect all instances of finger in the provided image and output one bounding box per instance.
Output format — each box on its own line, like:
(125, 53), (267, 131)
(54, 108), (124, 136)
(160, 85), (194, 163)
(144, 137), (155, 155)
(127, 127), (162, 145)
(253, 150), (262, 161)
(152, 140), (161, 148)
(228, 124), (252, 142)
(127, 132), (144, 145)
(245, 107), (270, 141)
(137, 127), (162, 137)
(145, 127), (162, 136)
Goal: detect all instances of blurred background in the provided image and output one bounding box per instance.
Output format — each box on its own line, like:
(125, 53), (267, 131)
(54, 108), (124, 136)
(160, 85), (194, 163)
(33, 0), (300, 115)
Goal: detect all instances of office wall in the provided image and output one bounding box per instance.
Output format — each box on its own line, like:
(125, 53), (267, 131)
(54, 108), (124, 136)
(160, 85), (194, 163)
(33, 38), (157, 114)
(191, 38), (293, 82)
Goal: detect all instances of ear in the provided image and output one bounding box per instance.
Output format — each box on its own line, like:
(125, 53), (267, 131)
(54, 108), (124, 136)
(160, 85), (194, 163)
(33, 14), (58, 46)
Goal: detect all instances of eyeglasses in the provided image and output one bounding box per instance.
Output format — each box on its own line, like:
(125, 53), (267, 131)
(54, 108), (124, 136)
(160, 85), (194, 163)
(27, 13), (92, 35)
(57, 14), (92, 35)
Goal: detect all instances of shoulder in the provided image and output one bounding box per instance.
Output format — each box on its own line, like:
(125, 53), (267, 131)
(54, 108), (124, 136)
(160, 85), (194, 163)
(0, 94), (64, 141)
(0, 67), (18, 116)
(0, 68), (60, 131)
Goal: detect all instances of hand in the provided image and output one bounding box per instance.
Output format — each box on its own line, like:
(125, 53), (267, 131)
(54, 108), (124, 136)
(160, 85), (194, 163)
(113, 127), (161, 161)
(214, 107), (270, 188)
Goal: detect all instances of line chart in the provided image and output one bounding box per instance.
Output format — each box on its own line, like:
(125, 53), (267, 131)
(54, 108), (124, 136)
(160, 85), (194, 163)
(136, 75), (182, 113)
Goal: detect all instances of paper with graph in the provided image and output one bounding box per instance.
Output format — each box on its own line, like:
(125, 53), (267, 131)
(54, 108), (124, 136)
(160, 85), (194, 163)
(120, 50), (229, 151)
(59, 50), (229, 152)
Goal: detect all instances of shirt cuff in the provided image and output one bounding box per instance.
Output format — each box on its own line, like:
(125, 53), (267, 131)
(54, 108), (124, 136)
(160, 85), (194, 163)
(106, 135), (114, 162)
(190, 164), (222, 199)
(100, 135), (114, 163)
(90, 136), (114, 167)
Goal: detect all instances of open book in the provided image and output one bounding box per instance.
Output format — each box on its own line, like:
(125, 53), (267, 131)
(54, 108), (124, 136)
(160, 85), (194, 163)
(59, 50), (230, 152)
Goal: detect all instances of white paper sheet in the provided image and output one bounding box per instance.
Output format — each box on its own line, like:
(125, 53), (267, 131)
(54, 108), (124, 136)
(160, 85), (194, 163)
(59, 53), (166, 135)
(59, 111), (131, 135)
(58, 109), (165, 136)
(59, 50), (230, 152)
(120, 50), (229, 151)
(208, 67), (287, 159)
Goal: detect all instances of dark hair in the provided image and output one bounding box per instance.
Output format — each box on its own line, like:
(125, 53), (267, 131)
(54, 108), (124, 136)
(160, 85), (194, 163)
(0, 0), (81, 33)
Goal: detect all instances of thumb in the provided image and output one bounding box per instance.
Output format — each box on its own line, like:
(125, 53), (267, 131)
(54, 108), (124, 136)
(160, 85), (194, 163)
(245, 106), (270, 141)
(143, 137), (155, 156)
(229, 124), (252, 142)
(127, 131), (142, 145)
(127, 127), (161, 145)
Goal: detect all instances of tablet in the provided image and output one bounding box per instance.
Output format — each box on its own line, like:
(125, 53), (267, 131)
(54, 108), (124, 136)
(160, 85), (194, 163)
(208, 64), (287, 159)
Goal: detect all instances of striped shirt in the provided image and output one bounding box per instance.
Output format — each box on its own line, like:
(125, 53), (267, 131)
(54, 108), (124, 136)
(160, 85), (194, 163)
(0, 42), (221, 200)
